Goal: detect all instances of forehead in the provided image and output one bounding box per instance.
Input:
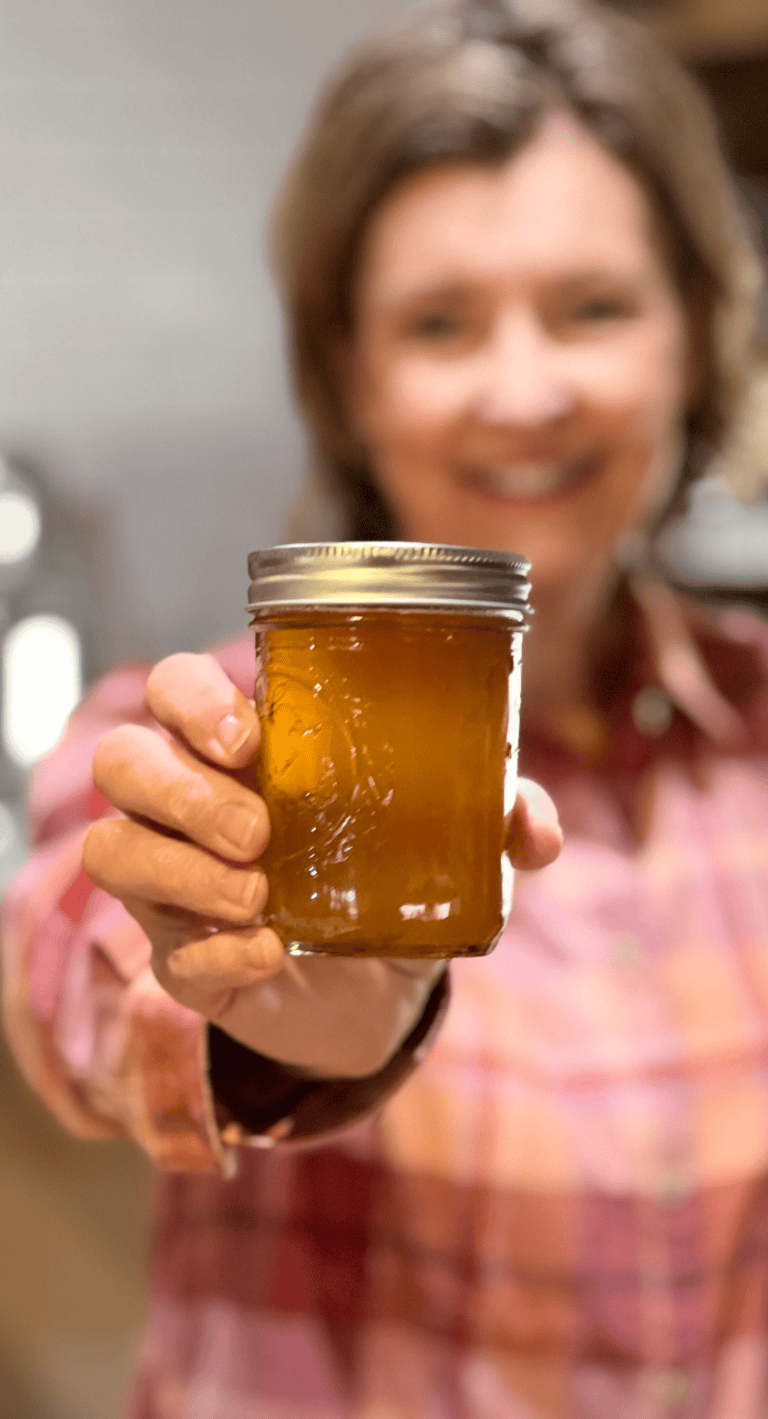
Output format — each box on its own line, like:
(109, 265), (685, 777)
(355, 111), (665, 302)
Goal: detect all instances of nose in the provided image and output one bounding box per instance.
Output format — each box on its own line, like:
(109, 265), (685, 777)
(475, 313), (575, 428)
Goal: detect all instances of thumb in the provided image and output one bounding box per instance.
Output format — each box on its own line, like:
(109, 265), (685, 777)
(505, 778), (563, 871)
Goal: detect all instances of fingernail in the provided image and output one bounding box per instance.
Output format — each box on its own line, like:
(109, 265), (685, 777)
(216, 713), (252, 756)
(223, 869), (266, 915)
(217, 803), (261, 854)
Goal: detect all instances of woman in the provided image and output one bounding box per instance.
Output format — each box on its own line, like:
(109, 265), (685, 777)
(3, 0), (768, 1414)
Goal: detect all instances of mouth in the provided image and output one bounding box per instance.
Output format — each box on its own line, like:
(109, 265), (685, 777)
(458, 455), (598, 502)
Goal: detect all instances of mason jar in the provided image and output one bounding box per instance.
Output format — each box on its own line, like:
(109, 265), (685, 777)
(245, 542), (531, 958)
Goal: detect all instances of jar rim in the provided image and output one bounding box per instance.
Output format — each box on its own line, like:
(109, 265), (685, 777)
(247, 542), (532, 622)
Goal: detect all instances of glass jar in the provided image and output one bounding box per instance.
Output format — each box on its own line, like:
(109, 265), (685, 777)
(245, 543), (530, 958)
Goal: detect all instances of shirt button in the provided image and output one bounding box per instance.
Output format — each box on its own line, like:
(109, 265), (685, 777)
(632, 686), (673, 736)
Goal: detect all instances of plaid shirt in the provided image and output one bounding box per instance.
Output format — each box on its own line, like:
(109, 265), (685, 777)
(3, 579), (768, 1419)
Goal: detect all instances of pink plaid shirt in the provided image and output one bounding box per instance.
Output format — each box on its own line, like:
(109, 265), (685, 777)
(3, 578), (768, 1419)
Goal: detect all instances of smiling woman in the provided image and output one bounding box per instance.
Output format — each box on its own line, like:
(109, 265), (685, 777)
(343, 116), (690, 592)
(337, 117), (695, 717)
(273, 0), (761, 549)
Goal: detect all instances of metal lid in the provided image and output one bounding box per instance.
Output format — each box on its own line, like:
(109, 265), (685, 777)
(247, 542), (531, 623)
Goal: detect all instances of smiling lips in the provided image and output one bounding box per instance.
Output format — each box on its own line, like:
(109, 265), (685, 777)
(460, 456), (598, 501)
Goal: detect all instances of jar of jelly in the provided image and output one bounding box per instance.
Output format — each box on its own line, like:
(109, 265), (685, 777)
(246, 542), (531, 959)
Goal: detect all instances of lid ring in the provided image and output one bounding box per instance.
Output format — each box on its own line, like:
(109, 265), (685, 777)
(247, 542), (532, 623)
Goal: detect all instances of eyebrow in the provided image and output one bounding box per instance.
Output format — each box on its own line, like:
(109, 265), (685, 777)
(384, 280), (473, 307)
(383, 265), (645, 308)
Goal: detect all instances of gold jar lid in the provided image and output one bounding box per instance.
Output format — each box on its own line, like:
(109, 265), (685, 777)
(247, 542), (531, 623)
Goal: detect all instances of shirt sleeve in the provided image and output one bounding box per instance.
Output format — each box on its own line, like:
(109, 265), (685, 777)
(0, 642), (448, 1176)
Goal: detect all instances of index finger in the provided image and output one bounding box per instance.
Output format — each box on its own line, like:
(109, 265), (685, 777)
(145, 652), (260, 769)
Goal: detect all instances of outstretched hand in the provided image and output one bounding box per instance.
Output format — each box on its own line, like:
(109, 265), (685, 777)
(84, 652), (562, 1077)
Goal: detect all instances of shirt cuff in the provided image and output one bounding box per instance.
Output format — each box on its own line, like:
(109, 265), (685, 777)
(208, 968), (450, 1150)
(46, 878), (233, 1176)
(5, 829), (447, 1176)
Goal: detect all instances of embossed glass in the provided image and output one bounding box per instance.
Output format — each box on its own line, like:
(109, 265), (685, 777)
(246, 543), (530, 958)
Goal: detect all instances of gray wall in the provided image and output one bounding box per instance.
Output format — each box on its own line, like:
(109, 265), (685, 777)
(0, 12), (420, 1419)
(0, 0), (410, 670)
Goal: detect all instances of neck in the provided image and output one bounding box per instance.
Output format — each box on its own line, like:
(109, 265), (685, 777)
(521, 565), (621, 717)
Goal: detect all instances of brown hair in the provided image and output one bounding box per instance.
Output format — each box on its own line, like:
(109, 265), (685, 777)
(270, 0), (764, 539)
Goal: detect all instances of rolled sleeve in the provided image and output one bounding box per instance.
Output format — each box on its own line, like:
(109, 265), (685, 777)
(2, 831), (231, 1174)
(3, 833), (449, 1173)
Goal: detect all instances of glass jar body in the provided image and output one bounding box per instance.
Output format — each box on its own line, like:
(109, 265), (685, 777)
(247, 608), (521, 958)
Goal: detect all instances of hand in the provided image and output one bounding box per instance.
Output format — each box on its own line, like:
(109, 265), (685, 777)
(83, 653), (562, 1077)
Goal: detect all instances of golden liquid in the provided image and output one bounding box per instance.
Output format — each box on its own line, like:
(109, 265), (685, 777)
(248, 610), (519, 958)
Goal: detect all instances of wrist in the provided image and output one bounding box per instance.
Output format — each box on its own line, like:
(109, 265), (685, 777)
(208, 969), (450, 1146)
(215, 954), (447, 1079)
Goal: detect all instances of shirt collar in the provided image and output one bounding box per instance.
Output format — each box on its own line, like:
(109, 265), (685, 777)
(521, 572), (749, 768)
(629, 572), (748, 751)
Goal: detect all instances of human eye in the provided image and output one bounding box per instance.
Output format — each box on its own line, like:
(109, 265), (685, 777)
(570, 292), (636, 325)
(411, 310), (464, 341)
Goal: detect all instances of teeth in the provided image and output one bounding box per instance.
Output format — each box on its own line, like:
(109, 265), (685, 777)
(471, 463), (577, 497)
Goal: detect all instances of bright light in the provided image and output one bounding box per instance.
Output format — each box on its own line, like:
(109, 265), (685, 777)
(0, 490), (42, 564)
(0, 802), (15, 855)
(3, 615), (82, 766)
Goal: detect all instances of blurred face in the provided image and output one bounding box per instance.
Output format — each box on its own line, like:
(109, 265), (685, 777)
(345, 111), (692, 601)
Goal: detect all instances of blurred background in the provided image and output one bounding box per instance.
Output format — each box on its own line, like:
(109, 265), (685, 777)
(0, 1), (766, 1415)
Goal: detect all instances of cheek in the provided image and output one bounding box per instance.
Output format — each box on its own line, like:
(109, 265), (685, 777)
(592, 335), (688, 534)
(594, 315), (689, 436)
(356, 354), (471, 454)
(572, 340), (687, 514)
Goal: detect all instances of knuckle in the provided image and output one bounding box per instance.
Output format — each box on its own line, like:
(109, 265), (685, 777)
(82, 818), (119, 886)
(147, 650), (194, 685)
(162, 766), (204, 825)
(146, 652), (209, 700)
(91, 723), (145, 789)
(145, 653), (198, 712)
(91, 728), (125, 787)
(166, 765), (241, 844)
